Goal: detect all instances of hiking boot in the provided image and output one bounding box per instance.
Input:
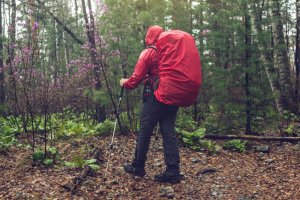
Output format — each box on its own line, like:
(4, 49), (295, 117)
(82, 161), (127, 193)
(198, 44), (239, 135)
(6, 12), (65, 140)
(124, 164), (146, 177)
(154, 171), (180, 184)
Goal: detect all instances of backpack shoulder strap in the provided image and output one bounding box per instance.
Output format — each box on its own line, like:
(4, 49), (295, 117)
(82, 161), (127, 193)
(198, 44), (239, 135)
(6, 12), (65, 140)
(147, 45), (157, 51)
(145, 45), (159, 91)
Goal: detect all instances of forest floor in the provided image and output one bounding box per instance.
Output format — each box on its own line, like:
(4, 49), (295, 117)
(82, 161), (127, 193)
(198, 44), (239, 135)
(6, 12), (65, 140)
(1, 133), (300, 200)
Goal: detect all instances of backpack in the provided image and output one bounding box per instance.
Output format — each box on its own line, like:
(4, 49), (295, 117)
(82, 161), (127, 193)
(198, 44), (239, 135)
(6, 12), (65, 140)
(154, 30), (202, 107)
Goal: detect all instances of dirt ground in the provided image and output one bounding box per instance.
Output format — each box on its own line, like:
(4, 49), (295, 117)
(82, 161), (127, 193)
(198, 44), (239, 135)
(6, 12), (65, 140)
(1, 134), (300, 200)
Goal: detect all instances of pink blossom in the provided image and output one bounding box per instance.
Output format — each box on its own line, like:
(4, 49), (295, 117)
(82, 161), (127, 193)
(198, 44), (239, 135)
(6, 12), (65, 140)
(201, 29), (211, 36)
(32, 21), (39, 31)
(22, 46), (31, 54)
(95, 0), (109, 14)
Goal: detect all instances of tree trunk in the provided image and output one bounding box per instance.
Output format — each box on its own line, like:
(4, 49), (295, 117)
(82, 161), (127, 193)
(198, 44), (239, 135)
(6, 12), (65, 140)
(74, 0), (79, 28)
(270, 0), (297, 113)
(244, 2), (251, 134)
(64, 31), (70, 64)
(82, 0), (106, 122)
(5, 0), (16, 110)
(6, 0), (17, 119)
(7, 0), (16, 64)
(51, 18), (58, 85)
(295, 0), (300, 113)
(0, 1), (5, 104)
(252, 1), (283, 114)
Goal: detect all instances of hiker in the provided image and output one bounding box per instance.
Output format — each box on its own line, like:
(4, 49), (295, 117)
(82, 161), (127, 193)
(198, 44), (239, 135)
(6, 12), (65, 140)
(119, 25), (181, 183)
(121, 26), (202, 184)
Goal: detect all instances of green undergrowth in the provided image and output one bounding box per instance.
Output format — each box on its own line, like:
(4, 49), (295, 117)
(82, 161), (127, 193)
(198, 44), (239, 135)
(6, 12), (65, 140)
(32, 146), (59, 166)
(55, 118), (115, 139)
(64, 155), (100, 173)
(0, 117), (19, 151)
(176, 112), (251, 154)
(223, 139), (247, 153)
(0, 112), (116, 155)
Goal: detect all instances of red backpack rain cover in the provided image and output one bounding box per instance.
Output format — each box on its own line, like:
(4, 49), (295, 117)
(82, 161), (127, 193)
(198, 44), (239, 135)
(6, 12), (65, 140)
(154, 30), (202, 107)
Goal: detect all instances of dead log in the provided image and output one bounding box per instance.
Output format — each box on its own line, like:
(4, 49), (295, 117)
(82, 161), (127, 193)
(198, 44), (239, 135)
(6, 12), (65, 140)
(204, 134), (300, 142)
(62, 148), (102, 194)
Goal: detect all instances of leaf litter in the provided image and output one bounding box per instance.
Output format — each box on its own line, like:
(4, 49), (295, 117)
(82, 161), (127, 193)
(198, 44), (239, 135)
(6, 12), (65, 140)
(0, 134), (300, 199)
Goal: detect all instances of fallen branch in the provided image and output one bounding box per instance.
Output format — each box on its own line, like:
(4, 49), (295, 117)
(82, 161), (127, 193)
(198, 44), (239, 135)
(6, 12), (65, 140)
(35, 0), (84, 45)
(62, 148), (102, 194)
(204, 134), (300, 142)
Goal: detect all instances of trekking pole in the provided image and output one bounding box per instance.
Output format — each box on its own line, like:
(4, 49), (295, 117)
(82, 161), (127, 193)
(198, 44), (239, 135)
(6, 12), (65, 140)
(104, 86), (124, 178)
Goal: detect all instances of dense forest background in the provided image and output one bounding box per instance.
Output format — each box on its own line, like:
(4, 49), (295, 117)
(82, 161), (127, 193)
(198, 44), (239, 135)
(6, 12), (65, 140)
(1, 1), (300, 199)
(0, 0), (299, 152)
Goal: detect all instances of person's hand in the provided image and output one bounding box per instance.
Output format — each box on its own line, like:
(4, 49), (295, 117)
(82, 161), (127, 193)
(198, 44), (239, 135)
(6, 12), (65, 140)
(120, 78), (128, 86)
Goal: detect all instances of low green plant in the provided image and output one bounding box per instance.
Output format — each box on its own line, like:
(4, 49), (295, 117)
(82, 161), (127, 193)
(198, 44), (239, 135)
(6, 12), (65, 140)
(176, 113), (197, 131)
(198, 139), (221, 154)
(43, 159), (54, 166)
(64, 155), (100, 173)
(178, 127), (221, 153)
(0, 118), (18, 151)
(285, 124), (295, 136)
(56, 117), (115, 138)
(180, 128), (206, 147)
(281, 110), (298, 135)
(32, 150), (45, 162)
(32, 146), (59, 166)
(95, 119), (115, 135)
(223, 139), (247, 153)
(0, 133), (16, 151)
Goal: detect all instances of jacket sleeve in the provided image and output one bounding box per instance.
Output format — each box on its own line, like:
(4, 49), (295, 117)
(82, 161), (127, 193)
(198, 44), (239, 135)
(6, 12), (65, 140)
(123, 49), (154, 90)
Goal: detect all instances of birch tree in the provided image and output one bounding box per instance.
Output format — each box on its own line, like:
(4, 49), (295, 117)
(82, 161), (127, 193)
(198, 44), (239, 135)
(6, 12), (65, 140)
(270, 0), (297, 113)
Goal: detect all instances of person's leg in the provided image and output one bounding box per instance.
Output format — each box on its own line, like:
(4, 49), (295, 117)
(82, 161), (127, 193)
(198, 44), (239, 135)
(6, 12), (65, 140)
(155, 105), (180, 183)
(132, 101), (159, 167)
(124, 95), (161, 176)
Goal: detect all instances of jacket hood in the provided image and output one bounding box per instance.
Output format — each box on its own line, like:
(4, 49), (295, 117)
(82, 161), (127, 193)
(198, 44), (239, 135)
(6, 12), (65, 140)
(145, 25), (164, 46)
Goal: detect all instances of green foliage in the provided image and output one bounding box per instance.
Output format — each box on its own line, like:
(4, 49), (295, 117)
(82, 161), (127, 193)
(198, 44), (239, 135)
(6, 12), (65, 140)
(32, 146), (59, 166)
(180, 128), (206, 146)
(1, 112), (115, 142)
(55, 114), (115, 138)
(0, 133), (16, 151)
(43, 159), (54, 166)
(285, 125), (294, 135)
(0, 117), (18, 151)
(95, 119), (115, 135)
(64, 156), (100, 173)
(281, 110), (298, 136)
(32, 150), (45, 162)
(198, 140), (221, 154)
(92, 90), (110, 107)
(178, 126), (221, 154)
(223, 139), (247, 153)
(48, 146), (58, 155)
(88, 164), (100, 172)
(201, 105), (245, 134)
(176, 113), (197, 131)
(65, 155), (85, 168)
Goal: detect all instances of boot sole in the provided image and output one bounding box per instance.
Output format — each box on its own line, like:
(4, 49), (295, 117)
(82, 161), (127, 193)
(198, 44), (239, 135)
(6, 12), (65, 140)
(124, 166), (146, 177)
(154, 178), (180, 184)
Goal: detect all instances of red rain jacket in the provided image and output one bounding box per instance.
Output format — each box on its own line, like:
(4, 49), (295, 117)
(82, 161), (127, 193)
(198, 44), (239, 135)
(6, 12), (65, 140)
(123, 26), (163, 89)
